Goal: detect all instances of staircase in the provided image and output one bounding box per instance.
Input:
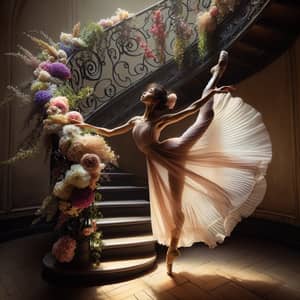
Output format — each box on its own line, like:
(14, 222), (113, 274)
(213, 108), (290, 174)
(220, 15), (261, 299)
(42, 169), (157, 285)
(79, 0), (300, 127)
(181, 0), (300, 100)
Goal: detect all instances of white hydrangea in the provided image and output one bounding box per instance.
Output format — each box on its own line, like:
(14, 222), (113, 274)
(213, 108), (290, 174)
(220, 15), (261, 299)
(53, 181), (73, 200)
(64, 164), (91, 188)
(62, 124), (82, 137)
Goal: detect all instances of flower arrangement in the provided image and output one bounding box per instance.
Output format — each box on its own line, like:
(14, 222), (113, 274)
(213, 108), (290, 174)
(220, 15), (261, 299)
(1, 19), (118, 265)
(197, 0), (239, 58)
(173, 0), (193, 67)
(135, 35), (157, 60)
(98, 8), (133, 29)
(174, 18), (193, 67)
(150, 9), (167, 64)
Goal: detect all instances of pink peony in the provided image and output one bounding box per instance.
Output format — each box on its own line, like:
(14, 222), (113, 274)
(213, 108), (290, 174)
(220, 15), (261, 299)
(66, 111), (84, 123)
(49, 96), (69, 114)
(71, 187), (95, 209)
(98, 18), (114, 28)
(82, 226), (95, 236)
(80, 153), (101, 173)
(52, 235), (76, 263)
(39, 61), (52, 71)
(209, 5), (219, 18)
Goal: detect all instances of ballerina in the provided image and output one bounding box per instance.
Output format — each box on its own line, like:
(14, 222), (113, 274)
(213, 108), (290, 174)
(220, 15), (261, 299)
(76, 51), (272, 275)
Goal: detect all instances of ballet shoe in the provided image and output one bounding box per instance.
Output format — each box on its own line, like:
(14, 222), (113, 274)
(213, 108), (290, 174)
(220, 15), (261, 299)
(166, 248), (180, 276)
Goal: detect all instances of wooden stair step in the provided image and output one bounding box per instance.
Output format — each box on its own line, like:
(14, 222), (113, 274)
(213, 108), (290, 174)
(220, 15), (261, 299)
(42, 252), (157, 285)
(100, 172), (137, 185)
(103, 234), (155, 248)
(98, 186), (149, 201)
(101, 234), (156, 260)
(97, 216), (152, 238)
(98, 200), (150, 207)
(96, 200), (150, 217)
(97, 216), (151, 226)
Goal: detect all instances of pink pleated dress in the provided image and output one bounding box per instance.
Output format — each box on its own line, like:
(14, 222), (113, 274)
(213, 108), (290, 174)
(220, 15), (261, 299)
(132, 92), (272, 248)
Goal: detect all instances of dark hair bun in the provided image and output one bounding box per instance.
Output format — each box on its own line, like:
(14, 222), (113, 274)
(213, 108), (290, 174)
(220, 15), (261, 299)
(145, 83), (168, 110)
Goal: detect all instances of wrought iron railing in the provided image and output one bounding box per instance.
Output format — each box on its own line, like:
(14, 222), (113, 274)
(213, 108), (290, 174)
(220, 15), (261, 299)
(68, 0), (207, 117)
(68, 0), (270, 120)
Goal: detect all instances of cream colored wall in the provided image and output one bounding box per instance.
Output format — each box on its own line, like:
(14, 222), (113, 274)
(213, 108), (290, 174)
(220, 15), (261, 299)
(237, 38), (300, 225)
(0, 0), (157, 214)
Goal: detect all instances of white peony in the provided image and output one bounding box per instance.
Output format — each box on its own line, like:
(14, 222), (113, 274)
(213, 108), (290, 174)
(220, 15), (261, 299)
(53, 181), (73, 200)
(64, 164), (91, 188)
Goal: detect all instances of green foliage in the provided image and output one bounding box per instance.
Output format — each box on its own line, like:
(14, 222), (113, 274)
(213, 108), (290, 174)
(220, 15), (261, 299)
(89, 201), (103, 219)
(53, 84), (93, 110)
(0, 143), (40, 166)
(90, 231), (103, 265)
(33, 195), (58, 224)
(80, 22), (104, 48)
(37, 50), (49, 61)
(198, 31), (207, 60)
(174, 37), (185, 67)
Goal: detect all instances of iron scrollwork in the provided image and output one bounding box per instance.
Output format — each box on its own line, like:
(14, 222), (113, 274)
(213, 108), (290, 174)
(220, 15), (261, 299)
(68, 0), (269, 119)
(68, 0), (203, 118)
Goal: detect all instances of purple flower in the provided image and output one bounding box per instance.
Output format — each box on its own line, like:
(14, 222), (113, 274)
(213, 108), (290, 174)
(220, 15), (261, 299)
(34, 89), (52, 105)
(48, 62), (71, 80)
(58, 42), (74, 57)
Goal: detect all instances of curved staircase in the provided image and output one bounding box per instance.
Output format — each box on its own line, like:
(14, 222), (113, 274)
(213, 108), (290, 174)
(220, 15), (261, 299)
(83, 0), (300, 127)
(42, 169), (157, 285)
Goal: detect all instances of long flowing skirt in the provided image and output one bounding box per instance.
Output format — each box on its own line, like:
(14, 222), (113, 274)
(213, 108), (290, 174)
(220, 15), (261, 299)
(146, 93), (272, 247)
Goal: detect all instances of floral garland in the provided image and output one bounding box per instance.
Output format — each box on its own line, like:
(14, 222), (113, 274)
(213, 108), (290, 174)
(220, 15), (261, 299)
(150, 9), (167, 64)
(2, 15), (124, 265)
(173, 0), (193, 67)
(197, 0), (239, 58)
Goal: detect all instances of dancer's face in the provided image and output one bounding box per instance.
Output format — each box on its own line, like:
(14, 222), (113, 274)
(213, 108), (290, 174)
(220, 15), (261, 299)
(140, 87), (157, 105)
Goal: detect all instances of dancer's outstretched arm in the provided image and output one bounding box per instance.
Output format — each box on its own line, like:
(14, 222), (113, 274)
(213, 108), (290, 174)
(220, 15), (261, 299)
(76, 116), (139, 137)
(155, 86), (233, 128)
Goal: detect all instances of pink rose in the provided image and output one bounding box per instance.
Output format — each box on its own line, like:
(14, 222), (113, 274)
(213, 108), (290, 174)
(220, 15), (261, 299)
(82, 227), (95, 236)
(66, 111), (84, 123)
(80, 153), (101, 173)
(49, 96), (70, 114)
(209, 6), (219, 18)
(52, 235), (76, 263)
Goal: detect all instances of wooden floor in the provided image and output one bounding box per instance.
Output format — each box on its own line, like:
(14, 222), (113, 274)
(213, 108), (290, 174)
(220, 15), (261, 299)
(1, 233), (300, 300)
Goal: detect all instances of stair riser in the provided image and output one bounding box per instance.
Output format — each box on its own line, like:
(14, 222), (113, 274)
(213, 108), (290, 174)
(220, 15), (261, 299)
(100, 190), (149, 201)
(100, 175), (136, 186)
(100, 206), (150, 218)
(42, 254), (157, 286)
(98, 223), (152, 239)
(101, 243), (156, 261)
